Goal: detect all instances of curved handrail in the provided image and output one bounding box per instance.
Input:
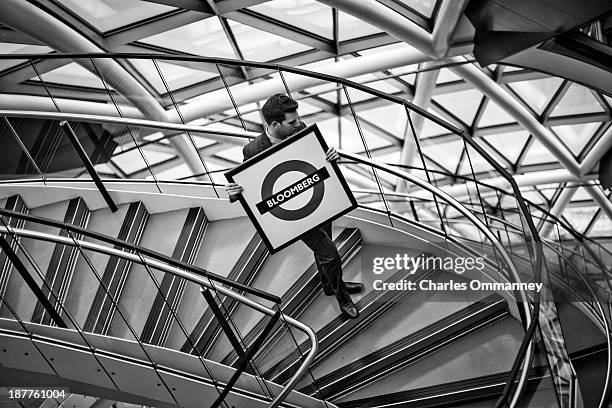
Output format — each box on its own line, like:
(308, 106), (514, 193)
(0, 208), (279, 303)
(357, 182), (612, 406)
(0, 221), (318, 408)
(338, 150), (535, 401)
(0, 52), (565, 406)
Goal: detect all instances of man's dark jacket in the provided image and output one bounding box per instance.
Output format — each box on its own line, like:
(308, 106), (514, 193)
(242, 132), (272, 161)
(230, 122), (306, 202)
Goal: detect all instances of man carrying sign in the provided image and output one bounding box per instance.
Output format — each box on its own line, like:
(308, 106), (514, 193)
(225, 94), (363, 319)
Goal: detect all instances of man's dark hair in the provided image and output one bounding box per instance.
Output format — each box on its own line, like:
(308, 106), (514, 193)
(262, 94), (298, 125)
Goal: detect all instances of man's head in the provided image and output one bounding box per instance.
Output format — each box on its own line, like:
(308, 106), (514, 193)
(262, 94), (302, 139)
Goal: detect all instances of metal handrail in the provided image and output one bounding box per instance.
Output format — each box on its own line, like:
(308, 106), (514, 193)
(338, 150), (535, 401)
(0, 208), (279, 303)
(0, 223), (317, 408)
(0, 52), (560, 406)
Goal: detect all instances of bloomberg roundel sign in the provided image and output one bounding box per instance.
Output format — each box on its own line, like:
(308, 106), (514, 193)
(225, 124), (357, 253)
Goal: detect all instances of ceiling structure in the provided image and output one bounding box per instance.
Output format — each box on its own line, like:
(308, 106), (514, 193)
(0, 0), (611, 241)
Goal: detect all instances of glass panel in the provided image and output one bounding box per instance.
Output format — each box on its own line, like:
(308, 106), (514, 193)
(520, 139), (557, 166)
(563, 206), (599, 233)
(56, 0), (176, 32)
(477, 100), (515, 128)
(589, 212), (612, 237)
(112, 148), (174, 176)
(30, 62), (106, 89)
(228, 20), (311, 62)
(551, 83), (605, 116)
(338, 10), (383, 41)
(0, 45), (52, 71)
(129, 59), (217, 94)
(537, 183), (559, 201)
(569, 186), (591, 202)
(396, 0), (438, 17)
(0, 117), (46, 181)
(358, 42), (416, 57)
(421, 139), (463, 173)
(457, 145), (500, 177)
(507, 77), (563, 114)
(481, 130), (530, 163)
(357, 104), (407, 136)
(156, 163), (208, 181)
(436, 67), (461, 84)
(421, 112), (451, 138)
(249, 0), (333, 38)
(141, 18), (235, 58)
(551, 123), (599, 157)
(432, 89), (483, 125)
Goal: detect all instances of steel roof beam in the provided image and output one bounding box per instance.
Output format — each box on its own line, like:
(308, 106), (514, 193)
(448, 58), (582, 176)
(0, 0), (208, 178)
(539, 182), (578, 238)
(579, 124), (612, 177)
(585, 181), (612, 223)
(316, 0), (468, 58)
(171, 47), (429, 123)
(224, 10), (335, 54)
(397, 62), (439, 192)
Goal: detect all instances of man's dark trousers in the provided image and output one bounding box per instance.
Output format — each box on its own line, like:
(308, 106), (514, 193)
(301, 222), (349, 301)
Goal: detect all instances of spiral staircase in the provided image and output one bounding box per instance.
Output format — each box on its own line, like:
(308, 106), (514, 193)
(0, 55), (611, 408)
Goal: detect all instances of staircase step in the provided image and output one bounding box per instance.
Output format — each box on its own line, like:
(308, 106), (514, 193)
(66, 202), (149, 333)
(2, 197), (89, 323)
(263, 257), (438, 385)
(182, 227), (269, 358)
(220, 228), (362, 368)
(0, 195), (29, 313)
(166, 216), (256, 351)
(106, 207), (204, 341)
(303, 270), (497, 384)
(300, 294), (508, 399)
(140, 207), (207, 347)
(336, 315), (523, 402)
(336, 368), (550, 408)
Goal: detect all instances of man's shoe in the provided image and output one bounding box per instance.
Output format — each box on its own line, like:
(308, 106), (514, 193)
(346, 282), (365, 294)
(323, 281), (364, 296)
(338, 296), (359, 319)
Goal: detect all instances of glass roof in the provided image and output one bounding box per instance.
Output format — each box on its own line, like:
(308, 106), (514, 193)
(337, 11), (384, 41)
(400, 0), (438, 17)
(249, 0), (333, 39)
(227, 20), (311, 61)
(0, 0), (609, 242)
(56, 0), (176, 32)
(140, 18), (235, 58)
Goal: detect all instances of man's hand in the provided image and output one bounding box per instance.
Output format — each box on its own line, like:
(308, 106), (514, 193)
(225, 182), (243, 199)
(325, 147), (339, 162)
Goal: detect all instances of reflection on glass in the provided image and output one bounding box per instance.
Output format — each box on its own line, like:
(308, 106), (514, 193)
(396, 0), (438, 17)
(552, 123), (599, 157)
(337, 11), (383, 41)
(56, 0), (175, 32)
(30, 62), (106, 89)
(228, 20), (310, 62)
(478, 100), (515, 127)
(552, 83), (606, 116)
(481, 130), (529, 164)
(141, 18), (235, 58)
(433, 89), (483, 126)
(129, 59), (217, 94)
(508, 77), (563, 114)
(249, 0), (333, 38)
(0, 46), (52, 71)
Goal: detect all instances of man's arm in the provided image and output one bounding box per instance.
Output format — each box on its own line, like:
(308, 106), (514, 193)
(225, 144), (251, 203)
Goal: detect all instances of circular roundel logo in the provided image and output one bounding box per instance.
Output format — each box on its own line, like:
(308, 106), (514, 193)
(257, 160), (330, 221)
